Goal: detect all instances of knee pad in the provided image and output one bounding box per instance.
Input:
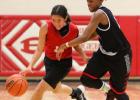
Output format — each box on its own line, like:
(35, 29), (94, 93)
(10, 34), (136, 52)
(110, 81), (126, 93)
(80, 75), (102, 89)
(110, 80), (126, 94)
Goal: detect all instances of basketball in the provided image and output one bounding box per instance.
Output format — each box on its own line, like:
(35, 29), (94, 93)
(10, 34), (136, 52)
(5, 74), (28, 96)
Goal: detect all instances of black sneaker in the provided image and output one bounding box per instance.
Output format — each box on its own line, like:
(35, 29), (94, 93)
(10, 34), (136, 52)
(106, 90), (116, 100)
(71, 85), (87, 100)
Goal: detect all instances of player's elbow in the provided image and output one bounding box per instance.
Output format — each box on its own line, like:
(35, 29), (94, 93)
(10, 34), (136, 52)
(37, 47), (44, 53)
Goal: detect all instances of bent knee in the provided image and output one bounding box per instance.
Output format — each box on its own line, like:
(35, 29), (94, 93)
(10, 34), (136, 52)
(80, 75), (97, 87)
(80, 75), (102, 89)
(80, 75), (88, 85)
(110, 82), (127, 93)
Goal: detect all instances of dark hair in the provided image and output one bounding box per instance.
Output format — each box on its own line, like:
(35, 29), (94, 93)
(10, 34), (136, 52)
(51, 5), (71, 23)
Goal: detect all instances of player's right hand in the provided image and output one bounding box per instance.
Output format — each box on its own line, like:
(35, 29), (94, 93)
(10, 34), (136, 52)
(55, 44), (66, 61)
(19, 66), (33, 76)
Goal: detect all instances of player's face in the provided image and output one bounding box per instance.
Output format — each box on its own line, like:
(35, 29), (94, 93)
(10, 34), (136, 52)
(87, 0), (103, 12)
(51, 15), (66, 30)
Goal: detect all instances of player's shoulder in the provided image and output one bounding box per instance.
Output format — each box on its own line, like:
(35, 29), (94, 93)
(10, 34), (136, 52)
(69, 22), (79, 34)
(94, 9), (106, 17)
(41, 24), (47, 30)
(91, 8), (108, 22)
(70, 22), (76, 26)
(97, 6), (113, 16)
(40, 23), (48, 34)
(70, 22), (78, 30)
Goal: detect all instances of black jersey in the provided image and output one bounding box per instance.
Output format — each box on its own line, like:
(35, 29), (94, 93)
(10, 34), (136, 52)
(96, 6), (130, 55)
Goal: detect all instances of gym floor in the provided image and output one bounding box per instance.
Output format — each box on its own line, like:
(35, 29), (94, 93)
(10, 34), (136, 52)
(0, 81), (140, 100)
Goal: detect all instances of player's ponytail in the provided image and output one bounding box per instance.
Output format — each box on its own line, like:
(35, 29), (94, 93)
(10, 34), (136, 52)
(66, 14), (71, 23)
(51, 5), (71, 23)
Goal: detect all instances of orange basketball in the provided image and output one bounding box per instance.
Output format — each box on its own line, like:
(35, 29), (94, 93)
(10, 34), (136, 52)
(5, 74), (28, 96)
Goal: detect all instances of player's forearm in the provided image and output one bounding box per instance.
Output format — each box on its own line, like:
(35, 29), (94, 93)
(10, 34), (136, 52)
(67, 35), (88, 48)
(28, 49), (43, 68)
(74, 45), (87, 59)
(68, 25), (96, 47)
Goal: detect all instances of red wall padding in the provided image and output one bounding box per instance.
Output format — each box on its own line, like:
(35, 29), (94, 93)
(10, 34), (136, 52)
(137, 17), (140, 76)
(0, 15), (140, 77)
(117, 16), (137, 76)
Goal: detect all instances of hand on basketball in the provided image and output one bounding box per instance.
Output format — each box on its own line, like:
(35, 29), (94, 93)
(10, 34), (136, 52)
(19, 66), (33, 76)
(6, 74), (28, 96)
(55, 44), (67, 61)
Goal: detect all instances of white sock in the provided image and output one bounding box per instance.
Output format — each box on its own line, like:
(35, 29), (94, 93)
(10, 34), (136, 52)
(77, 85), (85, 93)
(99, 81), (110, 93)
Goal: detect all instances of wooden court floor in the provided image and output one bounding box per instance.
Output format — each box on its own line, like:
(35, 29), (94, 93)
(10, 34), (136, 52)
(0, 81), (140, 100)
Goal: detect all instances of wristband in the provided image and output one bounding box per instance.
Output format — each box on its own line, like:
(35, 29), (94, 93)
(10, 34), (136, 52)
(65, 42), (70, 48)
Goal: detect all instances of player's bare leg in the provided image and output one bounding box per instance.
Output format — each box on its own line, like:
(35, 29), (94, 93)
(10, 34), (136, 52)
(54, 82), (87, 100)
(31, 79), (56, 100)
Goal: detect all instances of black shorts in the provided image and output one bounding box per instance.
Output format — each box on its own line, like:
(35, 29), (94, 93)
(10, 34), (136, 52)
(43, 56), (72, 89)
(83, 49), (132, 93)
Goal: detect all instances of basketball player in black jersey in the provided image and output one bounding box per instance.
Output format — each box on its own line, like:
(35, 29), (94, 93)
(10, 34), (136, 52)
(56, 0), (132, 100)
